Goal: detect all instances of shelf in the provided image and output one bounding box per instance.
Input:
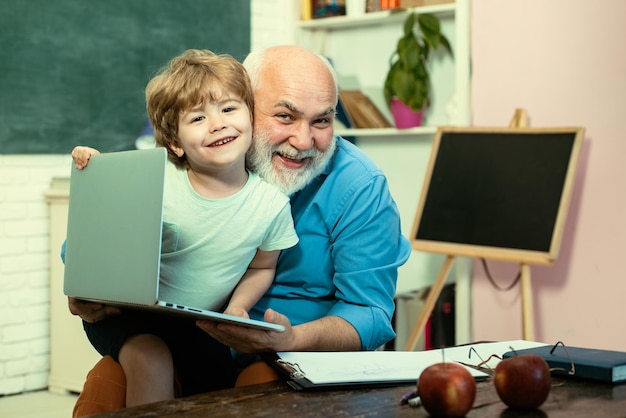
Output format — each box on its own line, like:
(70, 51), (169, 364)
(298, 4), (456, 30)
(296, 0), (471, 347)
(336, 126), (438, 139)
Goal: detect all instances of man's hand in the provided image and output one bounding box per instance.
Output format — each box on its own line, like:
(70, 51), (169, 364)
(196, 308), (292, 354)
(68, 297), (122, 323)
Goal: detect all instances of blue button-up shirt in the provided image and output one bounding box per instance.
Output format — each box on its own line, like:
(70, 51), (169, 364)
(250, 137), (412, 350)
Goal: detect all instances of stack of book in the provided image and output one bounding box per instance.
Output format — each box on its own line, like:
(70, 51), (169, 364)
(504, 344), (626, 384)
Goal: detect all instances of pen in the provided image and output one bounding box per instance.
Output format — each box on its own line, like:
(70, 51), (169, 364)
(400, 388), (419, 405)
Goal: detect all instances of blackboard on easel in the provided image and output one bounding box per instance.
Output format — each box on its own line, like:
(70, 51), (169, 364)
(403, 115), (584, 350)
(0, 0), (250, 154)
(410, 125), (584, 265)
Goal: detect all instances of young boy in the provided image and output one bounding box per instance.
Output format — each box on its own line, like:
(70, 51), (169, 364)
(69, 49), (298, 407)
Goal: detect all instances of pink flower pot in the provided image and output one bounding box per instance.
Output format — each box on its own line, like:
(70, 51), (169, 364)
(391, 98), (423, 129)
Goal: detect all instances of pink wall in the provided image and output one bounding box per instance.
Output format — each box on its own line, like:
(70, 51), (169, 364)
(470, 0), (626, 350)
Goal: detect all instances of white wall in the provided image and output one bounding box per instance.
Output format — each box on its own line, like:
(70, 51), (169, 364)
(0, 155), (71, 394)
(0, 0), (295, 396)
(471, 0), (626, 351)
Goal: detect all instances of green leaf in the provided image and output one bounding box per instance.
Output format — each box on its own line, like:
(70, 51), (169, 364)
(399, 35), (421, 69)
(418, 13), (441, 50)
(403, 13), (416, 36)
(439, 34), (453, 57)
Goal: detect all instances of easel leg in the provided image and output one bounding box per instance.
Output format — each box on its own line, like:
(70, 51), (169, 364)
(403, 255), (455, 351)
(508, 108), (528, 128)
(520, 263), (535, 340)
(509, 109), (534, 341)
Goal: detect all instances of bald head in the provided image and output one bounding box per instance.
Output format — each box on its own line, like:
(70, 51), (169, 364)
(243, 45), (338, 103)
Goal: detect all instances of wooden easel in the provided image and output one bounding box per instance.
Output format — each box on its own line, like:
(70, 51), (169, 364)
(403, 255), (456, 351)
(508, 109), (535, 342)
(403, 109), (536, 351)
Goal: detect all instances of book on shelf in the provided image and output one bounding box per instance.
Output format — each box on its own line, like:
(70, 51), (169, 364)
(301, 0), (312, 20)
(311, 0), (346, 19)
(335, 91), (355, 129)
(338, 90), (392, 129)
(302, 0), (348, 20)
(400, 0), (455, 7)
(503, 344), (626, 384)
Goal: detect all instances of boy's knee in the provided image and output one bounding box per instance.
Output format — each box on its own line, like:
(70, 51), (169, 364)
(119, 334), (171, 368)
(122, 334), (169, 353)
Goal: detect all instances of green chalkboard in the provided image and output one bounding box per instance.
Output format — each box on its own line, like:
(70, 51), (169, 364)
(0, 0), (250, 154)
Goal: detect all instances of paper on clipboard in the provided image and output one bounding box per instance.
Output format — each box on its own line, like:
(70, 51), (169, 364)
(270, 340), (548, 390)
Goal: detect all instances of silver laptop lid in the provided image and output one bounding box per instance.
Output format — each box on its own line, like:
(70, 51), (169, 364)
(63, 148), (167, 306)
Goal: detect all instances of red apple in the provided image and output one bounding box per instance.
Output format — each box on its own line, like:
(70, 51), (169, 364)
(417, 362), (476, 418)
(494, 353), (551, 410)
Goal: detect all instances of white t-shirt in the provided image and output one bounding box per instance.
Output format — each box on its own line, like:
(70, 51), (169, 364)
(158, 162), (298, 310)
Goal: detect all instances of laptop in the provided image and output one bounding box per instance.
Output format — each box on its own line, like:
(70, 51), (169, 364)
(63, 148), (284, 332)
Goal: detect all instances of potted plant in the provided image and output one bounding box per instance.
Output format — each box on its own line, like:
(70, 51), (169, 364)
(383, 11), (453, 128)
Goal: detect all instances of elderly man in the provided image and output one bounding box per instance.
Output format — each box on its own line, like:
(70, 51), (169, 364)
(69, 45), (411, 416)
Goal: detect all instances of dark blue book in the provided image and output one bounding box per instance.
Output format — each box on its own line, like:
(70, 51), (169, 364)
(503, 345), (626, 384)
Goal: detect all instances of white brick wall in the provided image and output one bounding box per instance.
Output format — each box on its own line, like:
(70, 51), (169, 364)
(250, 0), (298, 50)
(0, 0), (294, 396)
(0, 154), (72, 395)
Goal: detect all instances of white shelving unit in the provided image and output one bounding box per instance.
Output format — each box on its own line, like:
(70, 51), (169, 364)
(296, 1), (472, 346)
(335, 125), (438, 139)
(296, 1), (471, 136)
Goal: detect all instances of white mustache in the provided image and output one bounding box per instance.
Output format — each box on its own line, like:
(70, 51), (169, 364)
(274, 147), (317, 160)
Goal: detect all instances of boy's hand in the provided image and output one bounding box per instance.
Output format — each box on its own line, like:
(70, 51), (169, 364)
(223, 305), (249, 319)
(71, 146), (100, 170)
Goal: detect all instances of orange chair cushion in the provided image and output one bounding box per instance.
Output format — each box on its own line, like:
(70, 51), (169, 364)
(72, 356), (126, 418)
(234, 360), (281, 387)
(72, 356), (280, 417)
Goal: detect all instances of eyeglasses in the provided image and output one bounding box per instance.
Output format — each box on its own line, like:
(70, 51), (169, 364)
(463, 340), (575, 376)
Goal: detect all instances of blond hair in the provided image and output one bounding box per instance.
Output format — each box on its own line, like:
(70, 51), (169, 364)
(146, 49), (254, 167)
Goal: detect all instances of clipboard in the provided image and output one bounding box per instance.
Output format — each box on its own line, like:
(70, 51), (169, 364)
(266, 350), (490, 391)
(266, 341), (550, 391)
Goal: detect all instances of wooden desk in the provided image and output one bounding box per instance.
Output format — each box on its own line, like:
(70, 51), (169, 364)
(91, 377), (626, 417)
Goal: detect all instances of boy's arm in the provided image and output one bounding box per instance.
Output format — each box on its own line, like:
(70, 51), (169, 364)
(71, 146), (100, 169)
(223, 249), (280, 318)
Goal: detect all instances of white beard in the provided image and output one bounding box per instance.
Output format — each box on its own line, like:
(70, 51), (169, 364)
(247, 132), (336, 196)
